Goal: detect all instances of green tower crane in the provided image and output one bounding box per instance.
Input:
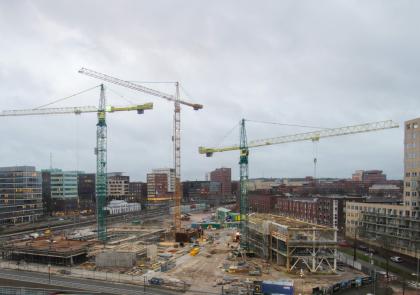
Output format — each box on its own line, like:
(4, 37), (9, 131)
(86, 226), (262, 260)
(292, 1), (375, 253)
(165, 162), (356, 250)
(239, 119), (249, 249)
(0, 84), (153, 242)
(96, 85), (107, 241)
(199, 119), (399, 250)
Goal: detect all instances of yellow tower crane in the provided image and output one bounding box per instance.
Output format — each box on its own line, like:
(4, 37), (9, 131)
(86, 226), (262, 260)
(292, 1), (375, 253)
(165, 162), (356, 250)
(199, 119), (399, 250)
(78, 68), (203, 231)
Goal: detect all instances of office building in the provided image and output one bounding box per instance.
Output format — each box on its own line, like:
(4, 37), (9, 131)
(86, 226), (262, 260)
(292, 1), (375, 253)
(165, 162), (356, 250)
(0, 166), (43, 224)
(42, 169), (79, 213)
(182, 181), (221, 203)
(128, 181), (147, 206)
(147, 173), (170, 202)
(152, 168), (175, 193)
(107, 172), (129, 202)
(78, 173), (95, 212)
(210, 167), (231, 196)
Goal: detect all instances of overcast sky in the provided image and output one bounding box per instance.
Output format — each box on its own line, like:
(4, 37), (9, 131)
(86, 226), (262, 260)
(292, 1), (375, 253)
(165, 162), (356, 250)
(0, 1), (418, 181)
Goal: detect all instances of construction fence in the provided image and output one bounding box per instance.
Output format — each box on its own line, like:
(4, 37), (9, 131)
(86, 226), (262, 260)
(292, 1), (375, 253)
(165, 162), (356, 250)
(0, 260), (186, 291)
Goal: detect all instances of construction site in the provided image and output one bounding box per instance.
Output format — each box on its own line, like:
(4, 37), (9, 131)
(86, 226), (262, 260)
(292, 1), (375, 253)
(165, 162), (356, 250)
(0, 210), (365, 294)
(0, 68), (400, 294)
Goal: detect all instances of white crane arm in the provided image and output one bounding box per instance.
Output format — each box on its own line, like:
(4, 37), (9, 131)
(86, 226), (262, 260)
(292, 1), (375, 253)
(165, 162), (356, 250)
(199, 120), (399, 156)
(78, 68), (203, 110)
(0, 103), (154, 117)
(0, 106), (98, 116)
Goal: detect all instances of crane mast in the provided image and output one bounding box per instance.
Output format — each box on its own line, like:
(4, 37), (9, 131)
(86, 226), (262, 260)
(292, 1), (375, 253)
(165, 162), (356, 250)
(96, 85), (107, 241)
(239, 119), (249, 249)
(173, 83), (181, 229)
(199, 119), (399, 250)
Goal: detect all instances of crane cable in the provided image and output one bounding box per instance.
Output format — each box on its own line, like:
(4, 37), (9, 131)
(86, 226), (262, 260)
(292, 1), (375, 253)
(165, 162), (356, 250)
(34, 85), (101, 109)
(313, 140), (319, 181)
(245, 119), (328, 130)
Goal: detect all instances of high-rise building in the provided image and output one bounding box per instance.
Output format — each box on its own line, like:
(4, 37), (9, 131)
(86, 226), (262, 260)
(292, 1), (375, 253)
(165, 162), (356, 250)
(107, 172), (129, 201)
(0, 166), (43, 224)
(78, 173), (95, 212)
(210, 167), (231, 196)
(404, 118), (420, 217)
(42, 169), (79, 213)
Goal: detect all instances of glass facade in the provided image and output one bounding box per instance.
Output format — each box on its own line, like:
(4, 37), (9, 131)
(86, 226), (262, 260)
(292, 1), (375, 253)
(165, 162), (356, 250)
(0, 166), (43, 224)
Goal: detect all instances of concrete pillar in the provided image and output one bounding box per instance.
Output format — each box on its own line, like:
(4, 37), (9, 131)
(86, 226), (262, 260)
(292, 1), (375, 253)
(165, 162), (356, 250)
(312, 229), (316, 272)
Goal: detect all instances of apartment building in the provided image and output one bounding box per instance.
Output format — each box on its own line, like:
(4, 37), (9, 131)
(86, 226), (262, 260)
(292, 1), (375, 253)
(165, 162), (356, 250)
(345, 117), (420, 258)
(0, 166), (43, 224)
(404, 118), (420, 217)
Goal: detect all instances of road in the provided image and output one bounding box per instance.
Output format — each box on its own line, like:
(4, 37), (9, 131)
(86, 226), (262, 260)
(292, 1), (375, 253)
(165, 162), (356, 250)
(347, 247), (419, 277)
(0, 268), (180, 295)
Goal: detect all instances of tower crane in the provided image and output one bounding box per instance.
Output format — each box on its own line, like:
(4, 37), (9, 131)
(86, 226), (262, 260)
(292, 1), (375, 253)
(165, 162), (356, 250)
(0, 84), (153, 241)
(199, 119), (399, 250)
(78, 68), (203, 231)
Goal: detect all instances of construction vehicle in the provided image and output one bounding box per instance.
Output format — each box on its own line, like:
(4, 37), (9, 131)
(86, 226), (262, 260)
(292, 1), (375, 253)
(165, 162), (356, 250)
(190, 246), (200, 256)
(0, 84), (153, 241)
(78, 68), (203, 231)
(199, 119), (399, 249)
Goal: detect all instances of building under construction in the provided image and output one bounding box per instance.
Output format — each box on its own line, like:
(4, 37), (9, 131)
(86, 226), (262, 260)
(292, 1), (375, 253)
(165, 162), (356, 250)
(247, 214), (337, 273)
(1, 236), (92, 266)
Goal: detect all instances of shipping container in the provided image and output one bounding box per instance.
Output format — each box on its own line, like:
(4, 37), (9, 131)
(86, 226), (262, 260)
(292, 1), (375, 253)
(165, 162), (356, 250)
(261, 280), (294, 295)
(216, 207), (231, 222)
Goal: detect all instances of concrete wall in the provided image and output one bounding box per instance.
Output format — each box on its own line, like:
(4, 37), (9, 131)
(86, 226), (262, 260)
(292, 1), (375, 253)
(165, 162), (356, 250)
(96, 251), (136, 268)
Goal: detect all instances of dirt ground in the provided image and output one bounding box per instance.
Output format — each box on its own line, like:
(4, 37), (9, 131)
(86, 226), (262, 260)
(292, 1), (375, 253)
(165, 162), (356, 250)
(162, 225), (365, 295)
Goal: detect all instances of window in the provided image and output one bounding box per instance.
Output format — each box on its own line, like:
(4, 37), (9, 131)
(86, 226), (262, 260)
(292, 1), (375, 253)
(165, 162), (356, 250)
(413, 192), (418, 197)
(407, 172), (411, 177)
(414, 123), (419, 129)
(406, 182), (411, 187)
(407, 124), (411, 130)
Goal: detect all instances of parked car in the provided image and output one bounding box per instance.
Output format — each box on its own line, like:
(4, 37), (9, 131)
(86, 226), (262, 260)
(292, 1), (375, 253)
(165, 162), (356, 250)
(149, 277), (164, 285)
(390, 256), (403, 263)
(358, 245), (368, 251)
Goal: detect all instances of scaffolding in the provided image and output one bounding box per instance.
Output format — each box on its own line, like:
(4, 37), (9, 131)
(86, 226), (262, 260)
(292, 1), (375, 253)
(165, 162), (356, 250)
(247, 214), (337, 273)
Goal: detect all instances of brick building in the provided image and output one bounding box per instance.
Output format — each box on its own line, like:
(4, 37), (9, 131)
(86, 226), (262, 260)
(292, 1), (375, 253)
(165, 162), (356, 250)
(210, 168), (231, 196)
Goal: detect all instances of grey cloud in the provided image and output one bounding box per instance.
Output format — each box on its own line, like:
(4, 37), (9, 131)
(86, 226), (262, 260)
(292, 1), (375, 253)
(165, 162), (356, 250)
(0, 1), (418, 181)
